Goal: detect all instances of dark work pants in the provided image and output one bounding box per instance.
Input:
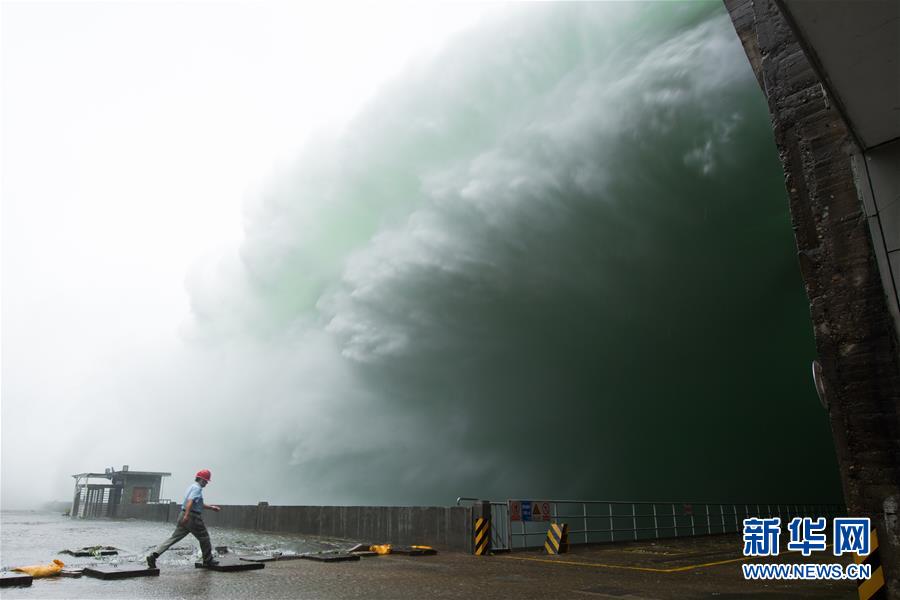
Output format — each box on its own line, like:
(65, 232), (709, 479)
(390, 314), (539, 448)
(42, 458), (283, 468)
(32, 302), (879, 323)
(152, 512), (212, 562)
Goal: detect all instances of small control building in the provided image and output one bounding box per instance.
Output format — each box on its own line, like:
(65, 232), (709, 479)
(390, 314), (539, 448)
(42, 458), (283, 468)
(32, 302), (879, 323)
(71, 466), (171, 518)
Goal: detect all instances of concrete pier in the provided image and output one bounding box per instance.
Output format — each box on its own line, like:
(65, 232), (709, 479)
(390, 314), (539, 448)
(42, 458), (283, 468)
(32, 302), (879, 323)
(724, 1), (900, 596)
(0, 534), (858, 599)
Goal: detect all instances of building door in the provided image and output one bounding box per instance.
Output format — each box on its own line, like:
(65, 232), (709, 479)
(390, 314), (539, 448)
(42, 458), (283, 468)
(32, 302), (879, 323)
(131, 487), (149, 504)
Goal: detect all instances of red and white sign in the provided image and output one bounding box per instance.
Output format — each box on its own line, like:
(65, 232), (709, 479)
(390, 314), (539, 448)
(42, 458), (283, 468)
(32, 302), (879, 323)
(531, 501), (551, 522)
(509, 500), (522, 522)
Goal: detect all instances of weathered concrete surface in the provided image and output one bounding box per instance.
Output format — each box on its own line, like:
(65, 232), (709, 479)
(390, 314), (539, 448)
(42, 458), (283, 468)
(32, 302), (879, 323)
(118, 503), (473, 553)
(724, 0), (900, 597)
(0, 535), (857, 599)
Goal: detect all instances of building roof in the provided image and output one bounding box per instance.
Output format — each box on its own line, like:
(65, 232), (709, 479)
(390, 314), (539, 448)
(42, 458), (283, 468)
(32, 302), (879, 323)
(72, 471), (172, 479)
(780, 0), (900, 149)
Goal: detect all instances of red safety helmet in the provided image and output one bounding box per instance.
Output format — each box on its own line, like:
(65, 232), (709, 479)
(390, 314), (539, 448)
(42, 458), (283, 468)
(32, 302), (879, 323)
(196, 469), (212, 482)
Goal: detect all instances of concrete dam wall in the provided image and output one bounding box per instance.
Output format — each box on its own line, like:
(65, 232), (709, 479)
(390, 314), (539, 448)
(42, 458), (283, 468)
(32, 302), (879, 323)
(117, 502), (473, 553)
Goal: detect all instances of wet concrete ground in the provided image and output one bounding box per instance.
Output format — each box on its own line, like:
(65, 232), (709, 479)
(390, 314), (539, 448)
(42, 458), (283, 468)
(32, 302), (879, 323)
(1, 534), (857, 599)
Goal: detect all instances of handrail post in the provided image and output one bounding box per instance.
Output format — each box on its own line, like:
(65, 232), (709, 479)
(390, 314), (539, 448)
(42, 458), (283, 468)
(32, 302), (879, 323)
(507, 500), (513, 551)
(521, 518), (526, 550)
(609, 503), (614, 542)
(583, 503), (588, 544)
(706, 504), (711, 535)
(653, 503), (659, 539)
(632, 503), (637, 541)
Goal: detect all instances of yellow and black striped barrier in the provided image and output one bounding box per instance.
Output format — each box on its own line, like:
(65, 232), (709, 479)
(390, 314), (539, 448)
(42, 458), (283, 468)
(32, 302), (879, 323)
(855, 527), (886, 600)
(544, 522), (569, 555)
(474, 517), (491, 556)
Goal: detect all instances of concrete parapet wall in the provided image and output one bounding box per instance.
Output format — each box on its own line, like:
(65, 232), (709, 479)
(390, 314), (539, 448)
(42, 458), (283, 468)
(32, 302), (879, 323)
(203, 504), (259, 531)
(257, 505), (470, 551)
(119, 502), (170, 522)
(118, 502), (472, 552)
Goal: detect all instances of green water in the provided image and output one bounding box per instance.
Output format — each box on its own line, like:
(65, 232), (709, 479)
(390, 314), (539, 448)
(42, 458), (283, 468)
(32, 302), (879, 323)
(184, 2), (842, 506)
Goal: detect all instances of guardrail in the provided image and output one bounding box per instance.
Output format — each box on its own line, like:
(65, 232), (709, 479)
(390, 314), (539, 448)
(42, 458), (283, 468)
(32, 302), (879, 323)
(460, 499), (846, 551)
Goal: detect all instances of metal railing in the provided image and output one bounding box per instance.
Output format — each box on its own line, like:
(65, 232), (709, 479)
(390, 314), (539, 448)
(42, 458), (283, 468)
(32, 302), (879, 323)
(476, 499), (845, 551)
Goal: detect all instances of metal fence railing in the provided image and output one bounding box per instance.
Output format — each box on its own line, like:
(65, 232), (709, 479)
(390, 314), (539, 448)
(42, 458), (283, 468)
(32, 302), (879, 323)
(463, 499), (845, 551)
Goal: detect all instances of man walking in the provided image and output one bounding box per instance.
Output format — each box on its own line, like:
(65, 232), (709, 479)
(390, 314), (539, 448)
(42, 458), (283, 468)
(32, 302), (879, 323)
(146, 469), (221, 568)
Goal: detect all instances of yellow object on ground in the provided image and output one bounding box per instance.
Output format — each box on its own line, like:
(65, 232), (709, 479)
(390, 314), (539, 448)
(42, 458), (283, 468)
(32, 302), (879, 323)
(13, 559), (65, 577)
(370, 544), (392, 555)
(411, 545), (433, 550)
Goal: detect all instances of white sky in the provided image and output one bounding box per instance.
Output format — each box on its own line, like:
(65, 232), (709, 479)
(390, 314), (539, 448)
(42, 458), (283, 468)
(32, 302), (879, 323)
(0, 0), (496, 506)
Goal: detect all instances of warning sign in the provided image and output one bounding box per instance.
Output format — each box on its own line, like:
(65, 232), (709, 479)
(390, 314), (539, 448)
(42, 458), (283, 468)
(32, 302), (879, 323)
(541, 502), (551, 520)
(511, 500), (551, 522)
(531, 501), (551, 522)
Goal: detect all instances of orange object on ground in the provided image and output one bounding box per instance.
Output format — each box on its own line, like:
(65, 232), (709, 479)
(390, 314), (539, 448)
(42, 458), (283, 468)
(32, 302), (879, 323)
(13, 559), (65, 578)
(370, 544), (392, 555)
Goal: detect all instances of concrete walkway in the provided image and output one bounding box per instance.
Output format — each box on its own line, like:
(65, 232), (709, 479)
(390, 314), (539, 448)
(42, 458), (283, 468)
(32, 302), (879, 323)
(1, 534), (858, 599)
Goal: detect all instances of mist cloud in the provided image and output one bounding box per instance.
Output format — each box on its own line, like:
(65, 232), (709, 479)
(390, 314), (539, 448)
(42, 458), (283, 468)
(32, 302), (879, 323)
(175, 3), (840, 505)
(3, 3), (842, 508)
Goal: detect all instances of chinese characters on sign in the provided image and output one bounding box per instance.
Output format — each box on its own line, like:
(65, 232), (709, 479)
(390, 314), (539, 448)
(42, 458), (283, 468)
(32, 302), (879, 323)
(787, 517), (827, 556)
(743, 517), (781, 556)
(833, 518), (870, 556)
(742, 517), (871, 557)
(740, 517), (875, 583)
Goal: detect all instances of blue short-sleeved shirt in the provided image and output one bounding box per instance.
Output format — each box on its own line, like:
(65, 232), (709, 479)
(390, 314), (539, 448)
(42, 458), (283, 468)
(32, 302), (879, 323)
(182, 483), (204, 514)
